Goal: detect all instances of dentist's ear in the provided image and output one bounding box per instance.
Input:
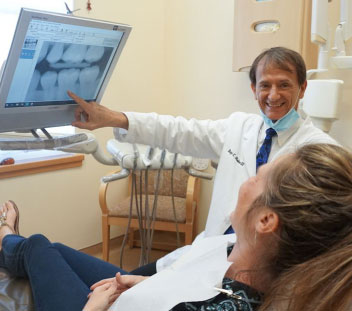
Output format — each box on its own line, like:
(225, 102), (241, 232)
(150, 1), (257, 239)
(299, 80), (308, 99)
(251, 84), (258, 100)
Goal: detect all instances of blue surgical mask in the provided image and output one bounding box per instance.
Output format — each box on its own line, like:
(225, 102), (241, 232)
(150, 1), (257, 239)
(260, 107), (300, 132)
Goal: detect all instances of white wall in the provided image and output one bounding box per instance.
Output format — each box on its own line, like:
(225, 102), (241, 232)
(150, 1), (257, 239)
(164, 0), (256, 119)
(163, 0), (257, 231)
(1, 0), (350, 249)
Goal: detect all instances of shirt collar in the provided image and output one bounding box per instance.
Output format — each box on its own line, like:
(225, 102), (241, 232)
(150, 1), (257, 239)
(262, 116), (303, 147)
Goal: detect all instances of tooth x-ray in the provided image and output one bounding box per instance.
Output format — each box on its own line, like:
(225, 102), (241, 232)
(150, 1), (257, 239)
(24, 42), (114, 102)
(0, 8), (131, 132)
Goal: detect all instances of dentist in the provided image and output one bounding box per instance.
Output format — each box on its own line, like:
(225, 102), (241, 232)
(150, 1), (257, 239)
(68, 46), (337, 274)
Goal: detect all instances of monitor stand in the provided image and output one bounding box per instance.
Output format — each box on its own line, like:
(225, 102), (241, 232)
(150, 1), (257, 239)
(0, 130), (117, 165)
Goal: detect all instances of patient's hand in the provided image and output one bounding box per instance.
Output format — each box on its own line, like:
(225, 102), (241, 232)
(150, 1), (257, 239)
(114, 272), (148, 293)
(90, 277), (115, 291)
(83, 281), (118, 311)
(89, 273), (148, 299)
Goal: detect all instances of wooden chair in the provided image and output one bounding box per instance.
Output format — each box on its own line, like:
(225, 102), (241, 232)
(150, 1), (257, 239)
(99, 168), (200, 262)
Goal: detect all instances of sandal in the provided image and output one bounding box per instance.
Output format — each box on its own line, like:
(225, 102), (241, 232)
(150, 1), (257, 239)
(0, 212), (14, 234)
(0, 201), (20, 235)
(9, 200), (20, 235)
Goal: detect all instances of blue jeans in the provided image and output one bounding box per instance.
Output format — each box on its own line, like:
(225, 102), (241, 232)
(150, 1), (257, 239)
(0, 234), (128, 311)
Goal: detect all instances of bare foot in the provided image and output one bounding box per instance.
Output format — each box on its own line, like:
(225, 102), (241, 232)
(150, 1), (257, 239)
(0, 201), (17, 251)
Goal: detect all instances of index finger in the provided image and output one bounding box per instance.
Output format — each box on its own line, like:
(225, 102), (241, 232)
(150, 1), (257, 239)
(67, 90), (90, 109)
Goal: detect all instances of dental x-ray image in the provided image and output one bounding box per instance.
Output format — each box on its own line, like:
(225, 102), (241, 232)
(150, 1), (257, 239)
(25, 41), (114, 102)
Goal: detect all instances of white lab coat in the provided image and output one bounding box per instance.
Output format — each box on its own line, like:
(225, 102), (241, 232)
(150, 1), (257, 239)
(114, 111), (337, 270)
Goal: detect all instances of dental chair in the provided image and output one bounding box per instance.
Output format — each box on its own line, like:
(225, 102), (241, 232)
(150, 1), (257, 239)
(0, 268), (34, 311)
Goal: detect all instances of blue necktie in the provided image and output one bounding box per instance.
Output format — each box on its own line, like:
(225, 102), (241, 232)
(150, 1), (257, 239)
(224, 128), (277, 235)
(256, 128), (277, 171)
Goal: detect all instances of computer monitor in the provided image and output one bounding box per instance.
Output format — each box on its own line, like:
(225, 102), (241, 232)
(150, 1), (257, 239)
(0, 8), (131, 133)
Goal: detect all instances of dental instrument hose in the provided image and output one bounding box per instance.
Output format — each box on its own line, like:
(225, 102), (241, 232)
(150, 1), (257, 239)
(119, 170), (135, 269)
(119, 146), (140, 268)
(147, 150), (166, 261)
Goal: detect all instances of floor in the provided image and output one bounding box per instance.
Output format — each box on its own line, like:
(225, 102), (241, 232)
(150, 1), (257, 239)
(80, 231), (183, 271)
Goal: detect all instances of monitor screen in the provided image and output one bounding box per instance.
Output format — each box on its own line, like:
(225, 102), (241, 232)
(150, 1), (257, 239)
(0, 8), (131, 133)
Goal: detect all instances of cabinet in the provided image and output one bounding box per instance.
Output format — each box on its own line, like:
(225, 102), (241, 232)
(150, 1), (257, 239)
(233, 0), (318, 71)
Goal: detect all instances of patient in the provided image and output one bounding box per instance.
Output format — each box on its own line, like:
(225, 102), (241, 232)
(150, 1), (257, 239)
(1, 143), (352, 311)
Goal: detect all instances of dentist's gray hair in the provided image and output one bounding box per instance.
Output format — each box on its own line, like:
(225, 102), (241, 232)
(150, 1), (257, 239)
(249, 47), (307, 86)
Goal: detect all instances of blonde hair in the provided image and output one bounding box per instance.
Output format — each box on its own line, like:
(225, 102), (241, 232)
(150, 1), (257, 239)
(256, 144), (352, 311)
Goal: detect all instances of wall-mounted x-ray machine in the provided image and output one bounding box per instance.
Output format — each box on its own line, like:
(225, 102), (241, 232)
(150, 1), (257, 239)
(233, 0), (352, 133)
(305, 0), (351, 132)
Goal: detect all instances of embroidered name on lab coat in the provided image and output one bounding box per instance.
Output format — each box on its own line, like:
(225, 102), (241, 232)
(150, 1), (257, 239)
(227, 149), (245, 166)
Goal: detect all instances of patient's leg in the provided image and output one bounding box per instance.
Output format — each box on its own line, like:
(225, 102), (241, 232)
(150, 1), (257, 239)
(0, 202), (121, 311)
(0, 233), (91, 310)
(52, 242), (128, 286)
(0, 202), (145, 310)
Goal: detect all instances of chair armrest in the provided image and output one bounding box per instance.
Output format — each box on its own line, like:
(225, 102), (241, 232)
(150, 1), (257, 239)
(98, 168), (122, 215)
(185, 175), (200, 223)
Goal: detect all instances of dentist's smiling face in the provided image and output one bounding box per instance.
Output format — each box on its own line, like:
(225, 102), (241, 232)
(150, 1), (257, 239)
(251, 60), (307, 121)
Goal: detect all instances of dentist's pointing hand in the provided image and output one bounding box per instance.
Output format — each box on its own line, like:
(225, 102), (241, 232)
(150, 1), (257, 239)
(68, 90), (129, 130)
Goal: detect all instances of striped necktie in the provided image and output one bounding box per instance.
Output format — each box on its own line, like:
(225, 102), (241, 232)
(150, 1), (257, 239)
(256, 128), (277, 171)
